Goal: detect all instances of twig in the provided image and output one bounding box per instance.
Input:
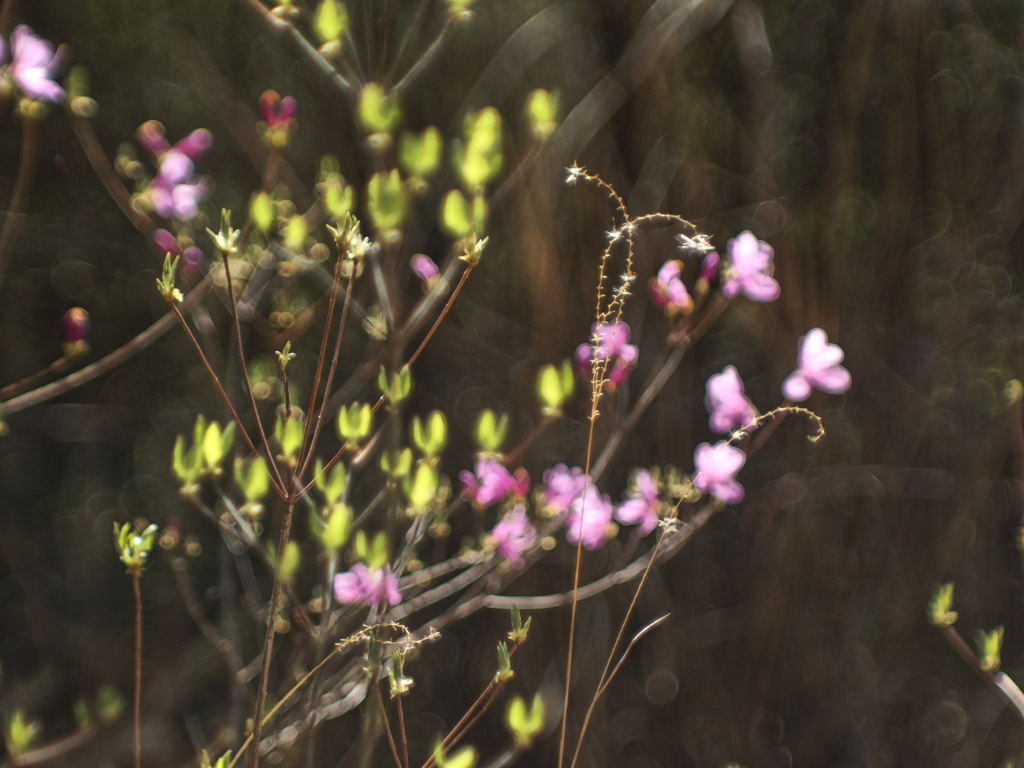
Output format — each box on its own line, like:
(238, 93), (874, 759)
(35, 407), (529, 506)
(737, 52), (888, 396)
(0, 116), (40, 291)
(132, 572), (143, 768)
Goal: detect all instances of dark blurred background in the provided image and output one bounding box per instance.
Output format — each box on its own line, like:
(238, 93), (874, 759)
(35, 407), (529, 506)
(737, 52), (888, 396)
(3, 0), (1024, 766)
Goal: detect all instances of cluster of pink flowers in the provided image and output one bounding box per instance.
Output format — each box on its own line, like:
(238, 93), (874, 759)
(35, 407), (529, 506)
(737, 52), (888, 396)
(333, 563), (401, 609)
(137, 120), (213, 221)
(1, 26), (66, 103)
(574, 321), (638, 389)
(460, 458), (529, 508)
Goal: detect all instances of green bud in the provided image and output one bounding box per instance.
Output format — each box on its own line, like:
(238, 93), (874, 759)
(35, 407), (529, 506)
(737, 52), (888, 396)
(276, 341), (297, 373)
(250, 192), (274, 235)
(317, 503), (351, 551)
(452, 107), (502, 191)
(337, 402), (373, 446)
(411, 411), (447, 457)
(495, 641), (513, 683)
(313, 0), (348, 43)
(4, 710), (40, 757)
(96, 685), (124, 722)
(381, 448), (413, 479)
(459, 235), (488, 266)
(508, 603), (531, 645)
(277, 540), (301, 584)
(433, 743), (477, 768)
(537, 361), (575, 417)
(314, 459), (348, 505)
(505, 693), (544, 748)
(378, 366), (412, 408)
(207, 208), (241, 255)
(284, 214), (307, 251)
(234, 456), (270, 504)
(399, 127), (442, 180)
(367, 169), (407, 236)
(274, 411), (304, 463)
(114, 521), (159, 575)
(388, 649), (413, 697)
(525, 89), (559, 142)
(927, 582), (957, 628)
(73, 698), (92, 731)
(475, 409), (508, 455)
(440, 189), (487, 239)
(156, 252), (183, 303)
(405, 461), (439, 512)
(202, 420), (235, 475)
(358, 83), (401, 134)
(353, 530), (390, 570)
(978, 626), (1004, 672)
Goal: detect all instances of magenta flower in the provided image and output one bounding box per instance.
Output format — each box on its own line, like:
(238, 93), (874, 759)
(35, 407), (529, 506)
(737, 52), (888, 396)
(333, 563), (401, 608)
(782, 328), (852, 401)
(137, 121), (213, 221)
(460, 458), (516, 508)
(410, 254), (440, 287)
(62, 307), (89, 344)
(705, 366), (757, 434)
(153, 228), (204, 270)
(722, 231), (779, 302)
(259, 90), (297, 129)
(490, 505), (536, 567)
(649, 260), (693, 316)
(565, 481), (614, 550)
(542, 464), (587, 516)
(614, 469), (660, 536)
(693, 441), (746, 504)
(574, 321), (639, 388)
(6, 26), (67, 103)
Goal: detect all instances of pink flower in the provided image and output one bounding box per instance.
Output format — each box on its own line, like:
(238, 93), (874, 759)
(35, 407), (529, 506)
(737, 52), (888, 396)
(722, 231), (779, 302)
(614, 469), (659, 535)
(460, 458), (516, 508)
(565, 481), (614, 550)
(490, 506), (536, 567)
(153, 228), (204, 270)
(649, 260), (693, 316)
(333, 564), (401, 608)
(7, 26), (67, 103)
(542, 464), (587, 516)
(574, 321), (639, 388)
(781, 328), (852, 402)
(138, 121), (213, 221)
(410, 254), (440, 287)
(705, 366), (757, 433)
(693, 441), (746, 504)
(258, 90), (297, 129)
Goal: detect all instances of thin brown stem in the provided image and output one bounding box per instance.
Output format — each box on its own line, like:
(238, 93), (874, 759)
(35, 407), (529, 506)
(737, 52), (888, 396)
(396, 696), (410, 768)
(377, 692), (404, 768)
(69, 113), (155, 233)
(0, 353), (77, 400)
(170, 302), (275, 492)
(0, 116), (40, 291)
(132, 571), (143, 768)
(221, 251), (287, 492)
(249, 498), (297, 768)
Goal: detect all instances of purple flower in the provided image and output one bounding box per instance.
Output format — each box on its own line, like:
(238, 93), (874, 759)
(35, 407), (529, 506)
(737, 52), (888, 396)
(565, 481), (614, 550)
(460, 458), (516, 508)
(490, 505), (536, 567)
(614, 469), (659, 536)
(333, 563), (401, 608)
(649, 260), (693, 316)
(410, 254), (440, 286)
(574, 321), (639, 389)
(137, 121), (213, 221)
(62, 307), (89, 344)
(6, 26), (67, 103)
(693, 441), (746, 504)
(259, 90), (297, 129)
(722, 231), (779, 302)
(542, 464), (587, 516)
(705, 366), (757, 434)
(153, 228), (204, 270)
(782, 328), (852, 401)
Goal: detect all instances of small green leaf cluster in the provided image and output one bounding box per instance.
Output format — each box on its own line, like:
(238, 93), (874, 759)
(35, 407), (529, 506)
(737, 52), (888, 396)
(113, 521), (159, 575)
(173, 415), (236, 492)
(536, 361), (574, 417)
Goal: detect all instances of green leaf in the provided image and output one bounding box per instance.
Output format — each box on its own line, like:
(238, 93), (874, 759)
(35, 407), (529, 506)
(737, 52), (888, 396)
(978, 626), (1004, 672)
(319, 503), (351, 551)
(505, 693), (544, 748)
(284, 214), (307, 251)
(434, 743), (477, 768)
(235, 456), (270, 503)
(202, 421), (234, 472)
(314, 459), (348, 505)
(275, 412), (304, 463)
(337, 403), (373, 446)
(358, 83), (401, 134)
(399, 126), (442, 178)
(277, 540), (301, 584)
(475, 409), (508, 454)
(411, 410), (447, 457)
(927, 582), (957, 627)
(381, 448), (413, 479)
(313, 0), (348, 43)
(366, 532), (389, 570)
(4, 710), (41, 757)
(452, 107), (503, 190)
(405, 461), (438, 511)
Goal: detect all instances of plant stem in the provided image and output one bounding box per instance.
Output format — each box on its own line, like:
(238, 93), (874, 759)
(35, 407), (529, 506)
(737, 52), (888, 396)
(132, 571), (143, 768)
(0, 116), (40, 292)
